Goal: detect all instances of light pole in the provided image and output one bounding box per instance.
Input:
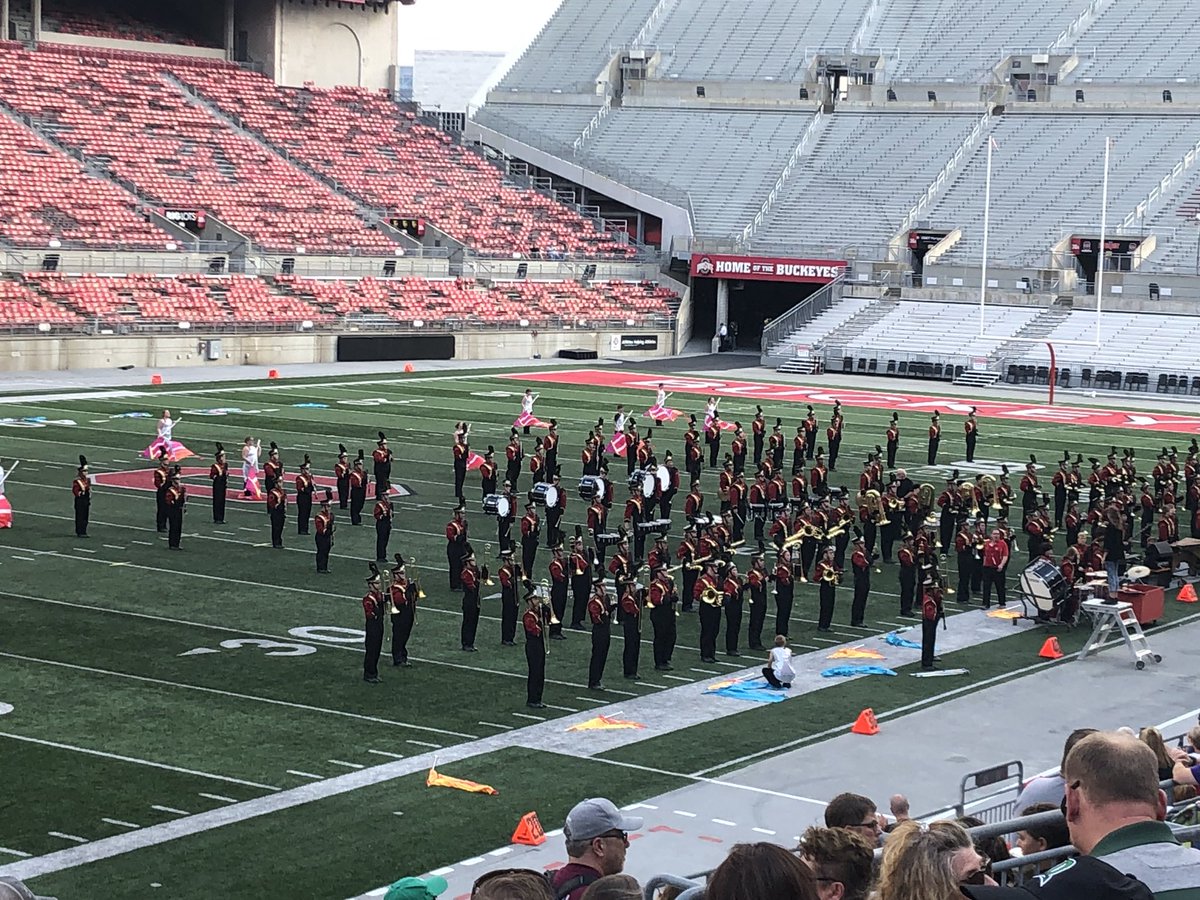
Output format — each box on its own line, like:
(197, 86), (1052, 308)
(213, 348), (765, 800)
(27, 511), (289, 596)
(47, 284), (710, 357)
(1193, 212), (1200, 276)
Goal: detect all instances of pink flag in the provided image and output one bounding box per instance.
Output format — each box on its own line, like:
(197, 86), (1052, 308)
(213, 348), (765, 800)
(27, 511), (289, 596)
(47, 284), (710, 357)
(244, 467), (263, 500)
(466, 451), (486, 471)
(142, 438), (196, 462)
(514, 412), (549, 429)
(705, 413), (737, 432)
(605, 432), (628, 458)
(645, 404), (681, 423)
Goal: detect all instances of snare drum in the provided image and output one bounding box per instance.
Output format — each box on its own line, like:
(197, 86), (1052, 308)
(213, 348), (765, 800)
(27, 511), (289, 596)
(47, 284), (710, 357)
(529, 482), (559, 509)
(748, 502), (767, 521)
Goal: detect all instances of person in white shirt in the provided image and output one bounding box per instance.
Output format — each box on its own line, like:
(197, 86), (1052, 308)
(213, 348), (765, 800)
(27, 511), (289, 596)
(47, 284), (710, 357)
(613, 405), (627, 435)
(655, 384), (667, 408)
(763, 635), (795, 688)
(241, 436), (261, 496)
(157, 409), (176, 443)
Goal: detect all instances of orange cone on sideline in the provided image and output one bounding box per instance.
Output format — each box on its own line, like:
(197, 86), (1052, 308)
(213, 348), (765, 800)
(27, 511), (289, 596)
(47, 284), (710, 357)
(150, 373), (163, 385)
(1178, 584), (1198, 603)
(851, 708), (879, 735)
(512, 811), (546, 846)
(1038, 637), (1064, 660)
(267, 369), (279, 379)
(404, 363), (415, 373)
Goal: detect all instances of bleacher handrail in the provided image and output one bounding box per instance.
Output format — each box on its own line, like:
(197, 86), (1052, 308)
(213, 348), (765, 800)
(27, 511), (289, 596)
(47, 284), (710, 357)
(1048, 0), (1107, 53)
(1122, 136), (1200, 230)
(737, 108), (826, 245)
(760, 275), (844, 358)
(572, 91), (613, 155)
(898, 105), (994, 237)
(629, 0), (673, 50)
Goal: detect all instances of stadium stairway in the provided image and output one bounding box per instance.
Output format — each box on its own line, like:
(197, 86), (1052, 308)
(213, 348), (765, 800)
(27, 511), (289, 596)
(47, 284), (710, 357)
(163, 73), (416, 253)
(986, 304), (1073, 366)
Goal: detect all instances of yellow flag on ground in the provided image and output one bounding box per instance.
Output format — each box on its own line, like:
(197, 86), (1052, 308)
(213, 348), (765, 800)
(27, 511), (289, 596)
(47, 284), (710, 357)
(567, 714), (647, 732)
(827, 646), (885, 660)
(986, 608), (1021, 619)
(426, 766), (498, 795)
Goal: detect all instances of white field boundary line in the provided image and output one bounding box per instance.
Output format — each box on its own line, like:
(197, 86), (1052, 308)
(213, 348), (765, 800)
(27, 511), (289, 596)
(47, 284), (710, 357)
(0, 731), (281, 792)
(0, 651), (477, 741)
(0, 588), (631, 694)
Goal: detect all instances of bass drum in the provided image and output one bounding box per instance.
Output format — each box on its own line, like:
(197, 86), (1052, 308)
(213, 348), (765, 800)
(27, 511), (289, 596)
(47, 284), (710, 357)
(656, 464), (670, 492)
(530, 482), (560, 509)
(1019, 558), (1067, 613)
(579, 475), (606, 502)
(642, 472), (656, 499)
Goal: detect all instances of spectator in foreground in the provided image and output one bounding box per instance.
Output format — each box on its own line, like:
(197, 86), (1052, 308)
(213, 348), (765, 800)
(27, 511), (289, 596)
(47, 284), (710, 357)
(1064, 731), (1200, 893)
(1185, 725), (1200, 754)
(1013, 728), (1097, 811)
(580, 874), (641, 900)
(706, 842), (819, 900)
(796, 825), (875, 900)
(1013, 802), (1072, 870)
(885, 794), (911, 832)
(825, 792), (884, 845)
(877, 820), (994, 900)
(471, 869), (553, 900)
(958, 816), (1011, 883)
(551, 798), (643, 900)
(1141, 726), (1196, 802)
(0, 877), (57, 900)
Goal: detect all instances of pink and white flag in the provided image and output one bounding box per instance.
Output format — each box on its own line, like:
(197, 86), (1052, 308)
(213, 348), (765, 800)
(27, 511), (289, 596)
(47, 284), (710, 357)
(605, 432), (628, 458)
(466, 451), (486, 471)
(645, 404), (682, 423)
(513, 412), (550, 429)
(142, 438), (196, 462)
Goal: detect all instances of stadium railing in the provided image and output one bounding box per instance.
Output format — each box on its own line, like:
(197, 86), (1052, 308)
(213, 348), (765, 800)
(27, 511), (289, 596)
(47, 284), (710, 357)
(759, 276), (844, 361)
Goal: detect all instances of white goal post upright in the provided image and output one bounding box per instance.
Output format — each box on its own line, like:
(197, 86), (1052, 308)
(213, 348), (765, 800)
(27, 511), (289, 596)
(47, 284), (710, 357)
(972, 134), (1108, 403)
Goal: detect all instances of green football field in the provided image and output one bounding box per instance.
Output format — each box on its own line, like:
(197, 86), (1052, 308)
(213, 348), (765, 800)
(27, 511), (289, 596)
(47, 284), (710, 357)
(0, 362), (1197, 899)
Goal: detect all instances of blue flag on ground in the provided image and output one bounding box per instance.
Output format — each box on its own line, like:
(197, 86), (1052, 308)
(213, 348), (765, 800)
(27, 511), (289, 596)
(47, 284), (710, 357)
(821, 665), (898, 678)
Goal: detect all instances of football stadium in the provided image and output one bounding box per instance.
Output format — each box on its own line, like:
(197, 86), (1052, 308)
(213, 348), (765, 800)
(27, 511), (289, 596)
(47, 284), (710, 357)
(1, 0), (1200, 898)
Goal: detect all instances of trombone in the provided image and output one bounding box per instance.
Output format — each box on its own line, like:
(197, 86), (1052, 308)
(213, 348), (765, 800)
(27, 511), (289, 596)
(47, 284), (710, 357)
(537, 577), (558, 657)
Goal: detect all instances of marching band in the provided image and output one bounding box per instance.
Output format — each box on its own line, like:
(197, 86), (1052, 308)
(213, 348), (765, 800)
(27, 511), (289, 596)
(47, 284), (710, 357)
(56, 382), (1196, 704)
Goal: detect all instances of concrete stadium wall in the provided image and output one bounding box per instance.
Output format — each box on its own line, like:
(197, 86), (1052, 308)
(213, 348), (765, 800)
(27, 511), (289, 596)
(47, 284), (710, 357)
(276, 0), (397, 90)
(38, 31), (227, 59)
(0, 328), (674, 372)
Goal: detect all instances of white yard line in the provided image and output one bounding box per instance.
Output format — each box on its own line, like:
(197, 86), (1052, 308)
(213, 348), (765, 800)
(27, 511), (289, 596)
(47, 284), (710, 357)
(366, 750), (406, 759)
(100, 819), (140, 830)
(149, 806), (189, 817)
(47, 833), (87, 844)
(285, 770), (323, 781)
(197, 794), (238, 805)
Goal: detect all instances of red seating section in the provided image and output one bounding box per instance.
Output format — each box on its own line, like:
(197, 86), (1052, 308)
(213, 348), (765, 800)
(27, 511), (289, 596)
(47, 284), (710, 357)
(0, 45), (397, 255)
(179, 69), (635, 258)
(11, 274), (676, 327)
(0, 113), (175, 250)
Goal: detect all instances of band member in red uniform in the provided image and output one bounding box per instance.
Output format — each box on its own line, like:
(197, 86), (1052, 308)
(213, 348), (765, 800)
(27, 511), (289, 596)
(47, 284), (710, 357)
(497, 548), (518, 645)
(981, 528), (1009, 609)
(520, 499), (540, 575)
(684, 480), (704, 519)
(792, 426), (807, 475)
(927, 411), (941, 466)
(452, 425), (470, 502)
(850, 533), (870, 627)
(569, 532), (592, 630)
(921, 576), (944, 670)
(478, 446), (498, 501)
(619, 574), (641, 679)
(587, 575), (612, 689)
(705, 412), (722, 469)
(624, 484), (646, 564)
(1159, 503), (1179, 545)
(349, 452), (368, 525)
(729, 472), (747, 543)
(964, 408), (978, 462)
(1139, 481), (1156, 548)
(886, 413), (900, 470)
(803, 406), (818, 461)
(718, 458), (734, 514)
(827, 402), (843, 471)
(1025, 503), (1048, 562)
(446, 501), (468, 590)
(263, 443), (283, 502)
(165, 470), (186, 550)
(1020, 456), (1039, 523)
(528, 437), (546, 487)
(389, 554), (416, 667)
(774, 547), (794, 637)
(372, 433), (393, 499)
(609, 536), (631, 583)
(335, 444), (350, 510)
(1064, 501), (1081, 547)
(153, 449), (170, 532)
(548, 544), (568, 640)
(362, 572), (385, 683)
(648, 565), (677, 670)
(810, 449), (828, 498)
(897, 535), (916, 616)
(460, 545), (484, 652)
(751, 405), (766, 465)
(373, 487), (393, 562)
(586, 493), (607, 564)
(695, 559), (721, 662)
(295, 456), (314, 536)
(722, 561), (744, 656)
(523, 587), (546, 708)
(814, 545), (841, 632)
(208, 443), (228, 524)
(1052, 455), (1069, 528)
(677, 525), (698, 613)
(543, 420), (560, 481)
(314, 491), (334, 573)
(937, 476), (959, 553)
(745, 553), (768, 650)
(731, 426), (747, 477)
(506, 429), (524, 490)
(267, 480), (287, 548)
(660, 450), (680, 519)
(954, 517), (974, 605)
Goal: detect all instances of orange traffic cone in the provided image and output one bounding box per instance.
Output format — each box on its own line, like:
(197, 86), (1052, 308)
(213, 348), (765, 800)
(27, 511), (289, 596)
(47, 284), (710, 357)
(1038, 637), (1064, 660)
(404, 363), (415, 373)
(512, 811), (546, 846)
(267, 369), (279, 379)
(150, 373), (163, 385)
(1177, 583), (1198, 603)
(851, 708), (879, 736)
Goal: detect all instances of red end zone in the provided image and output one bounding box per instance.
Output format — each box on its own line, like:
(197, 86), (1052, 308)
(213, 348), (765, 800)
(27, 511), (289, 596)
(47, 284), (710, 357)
(92, 467), (405, 500)
(509, 369), (1200, 434)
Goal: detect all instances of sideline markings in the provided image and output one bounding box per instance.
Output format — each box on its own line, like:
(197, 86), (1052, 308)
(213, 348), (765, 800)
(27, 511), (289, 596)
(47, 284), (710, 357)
(150, 806), (190, 817)
(0, 848), (30, 859)
(0, 730), (281, 791)
(47, 833), (87, 844)
(366, 750), (406, 759)
(101, 819), (140, 830)
(286, 770), (323, 781)
(329, 760), (365, 770)
(197, 794), (238, 805)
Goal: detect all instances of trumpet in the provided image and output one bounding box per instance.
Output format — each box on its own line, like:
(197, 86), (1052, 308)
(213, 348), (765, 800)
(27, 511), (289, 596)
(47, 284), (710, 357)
(699, 585), (723, 607)
(821, 567), (841, 585)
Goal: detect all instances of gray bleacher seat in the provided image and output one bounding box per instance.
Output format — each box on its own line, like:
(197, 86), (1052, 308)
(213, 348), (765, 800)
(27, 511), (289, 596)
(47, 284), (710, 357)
(1068, 0), (1200, 81)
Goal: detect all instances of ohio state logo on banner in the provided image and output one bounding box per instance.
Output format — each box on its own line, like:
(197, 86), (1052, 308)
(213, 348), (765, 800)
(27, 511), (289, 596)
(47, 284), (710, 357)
(689, 253), (846, 284)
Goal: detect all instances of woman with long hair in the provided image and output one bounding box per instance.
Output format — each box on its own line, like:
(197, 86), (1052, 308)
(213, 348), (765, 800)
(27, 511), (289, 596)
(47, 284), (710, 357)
(877, 820), (994, 900)
(706, 842), (818, 900)
(1140, 726), (1196, 801)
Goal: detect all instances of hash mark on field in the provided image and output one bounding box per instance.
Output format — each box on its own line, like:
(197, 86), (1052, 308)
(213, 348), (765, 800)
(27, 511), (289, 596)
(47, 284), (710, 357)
(512, 712), (545, 721)
(689, 668), (719, 675)
(661, 674), (691, 682)
(11, 555), (35, 562)
(0, 846), (31, 858)
(574, 696), (607, 705)
(73, 547), (95, 554)
(405, 739), (441, 749)
(286, 770), (324, 780)
(48, 832), (88, 843)
(673, 810), (697, 818)
(328, 759), (365, 769)
(544, 704), (578, 713)
(366, 749), (406, 758)
(238, 527), (258, 533)
(101, 818), (140, 830)
(712, 818), (737, 827)
(430, 867), (455, 877)
(213, 530), (235, 536)
(489, 847), (512, 857)
(150, 805), (189, 817)
(460, 857), (485, 866)
(131, 540), (153, 546)
(197, 793), (238, 805)
(752, 827), (777, 836)
(102, 544), (124, 551)
(602, 687), (637, 696)
(478, 721), (514, 730)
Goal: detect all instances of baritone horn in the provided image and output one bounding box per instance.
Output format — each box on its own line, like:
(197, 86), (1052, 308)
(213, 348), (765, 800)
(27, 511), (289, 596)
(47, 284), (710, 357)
(700, 585), (723, 607)
(979, 474), (1000, 510)
(866, 488), (890, 527)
